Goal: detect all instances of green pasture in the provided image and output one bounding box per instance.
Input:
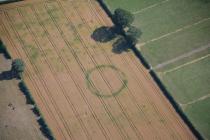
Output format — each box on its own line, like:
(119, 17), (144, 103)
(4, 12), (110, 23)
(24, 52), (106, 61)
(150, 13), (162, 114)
(185, 97), (210, 139)
(160, 50), (210, 140)
(142, 19), (210, 67)
(160, 56), (210, 138)
(161, 57), (210, 104)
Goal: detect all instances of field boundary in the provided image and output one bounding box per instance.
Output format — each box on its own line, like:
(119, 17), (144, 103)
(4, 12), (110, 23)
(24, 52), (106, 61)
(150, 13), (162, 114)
(97, 0), (204, 139)
(154, 43), (210, 69)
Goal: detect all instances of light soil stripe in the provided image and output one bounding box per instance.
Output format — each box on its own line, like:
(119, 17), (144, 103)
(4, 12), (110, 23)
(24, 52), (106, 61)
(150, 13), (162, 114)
(132, 0), (169, 15)
(154, 44), (210, 69)
(163, 53), (210, 74)
(139, 17), (210, 47)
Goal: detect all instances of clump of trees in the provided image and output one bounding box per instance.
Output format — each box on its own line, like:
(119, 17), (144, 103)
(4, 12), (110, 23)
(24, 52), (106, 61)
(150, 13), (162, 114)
(92, 8), (142, 48)
(112, 8), (142, 46)
(113, 8), (134, 29)
(11, 59), (25, 79)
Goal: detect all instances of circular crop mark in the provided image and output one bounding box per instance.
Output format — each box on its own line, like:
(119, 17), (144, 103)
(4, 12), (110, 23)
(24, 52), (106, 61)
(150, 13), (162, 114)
(85, 65), (127, 98)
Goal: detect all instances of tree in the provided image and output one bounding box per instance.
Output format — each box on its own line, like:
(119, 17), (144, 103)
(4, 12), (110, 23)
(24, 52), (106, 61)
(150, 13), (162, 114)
(125, 26), (142, 46)
(12, 59), (25, 79)
(113, 8), (134, 29)
(126, 35), (139, 46)
(125, 26), (142, 38)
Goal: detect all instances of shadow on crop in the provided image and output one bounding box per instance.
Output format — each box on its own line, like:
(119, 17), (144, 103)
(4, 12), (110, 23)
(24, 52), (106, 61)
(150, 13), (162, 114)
(112, 37), (131, 54)
(92, 26), (131, 54)
(91, 26), (117, 43)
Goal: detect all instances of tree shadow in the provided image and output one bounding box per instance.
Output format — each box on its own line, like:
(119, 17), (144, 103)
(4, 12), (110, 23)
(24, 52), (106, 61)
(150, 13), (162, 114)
(0, 70), (15, 80)
(91, 26), (117, 43)
(112, 37), (131, 54)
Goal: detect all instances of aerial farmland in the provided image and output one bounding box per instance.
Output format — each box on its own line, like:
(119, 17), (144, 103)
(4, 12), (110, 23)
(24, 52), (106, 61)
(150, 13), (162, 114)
(0, 0), (208, 140)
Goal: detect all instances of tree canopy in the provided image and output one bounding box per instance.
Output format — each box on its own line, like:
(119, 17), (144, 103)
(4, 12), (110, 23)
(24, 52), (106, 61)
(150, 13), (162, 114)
(12, 59), (25, 79)
(113, 8), (134, 28)
(126, 26), (142, 38)
(126, 35), (139, 46)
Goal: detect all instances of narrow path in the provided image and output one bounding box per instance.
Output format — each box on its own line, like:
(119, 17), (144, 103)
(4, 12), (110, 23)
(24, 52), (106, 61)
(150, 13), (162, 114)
(180, 94), (210, 107)
(132, 0), (170, 15)
(139, 17), (210, 47)
(154, 44), (210, 69)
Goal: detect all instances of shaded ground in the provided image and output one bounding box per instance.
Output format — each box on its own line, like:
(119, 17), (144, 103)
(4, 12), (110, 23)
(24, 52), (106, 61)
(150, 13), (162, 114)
(0, 54), (46, 140)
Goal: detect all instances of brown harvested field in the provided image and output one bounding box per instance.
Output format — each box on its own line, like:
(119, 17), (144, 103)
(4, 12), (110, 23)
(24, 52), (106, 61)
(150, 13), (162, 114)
(0, 54), (46, 140)
(0, 0), (195, 139)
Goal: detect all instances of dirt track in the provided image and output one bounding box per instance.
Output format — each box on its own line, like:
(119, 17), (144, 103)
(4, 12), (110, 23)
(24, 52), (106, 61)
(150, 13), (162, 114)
(0, 0), (195, 139)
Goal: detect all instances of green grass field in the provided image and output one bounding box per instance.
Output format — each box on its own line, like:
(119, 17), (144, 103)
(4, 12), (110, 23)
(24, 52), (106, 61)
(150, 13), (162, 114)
(104, 0), (210, 138)
(142, 19), (210, 66)
(185, 97), (210, 139)
(160, 55), (210, 139)
(161, 57), (210, 104)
